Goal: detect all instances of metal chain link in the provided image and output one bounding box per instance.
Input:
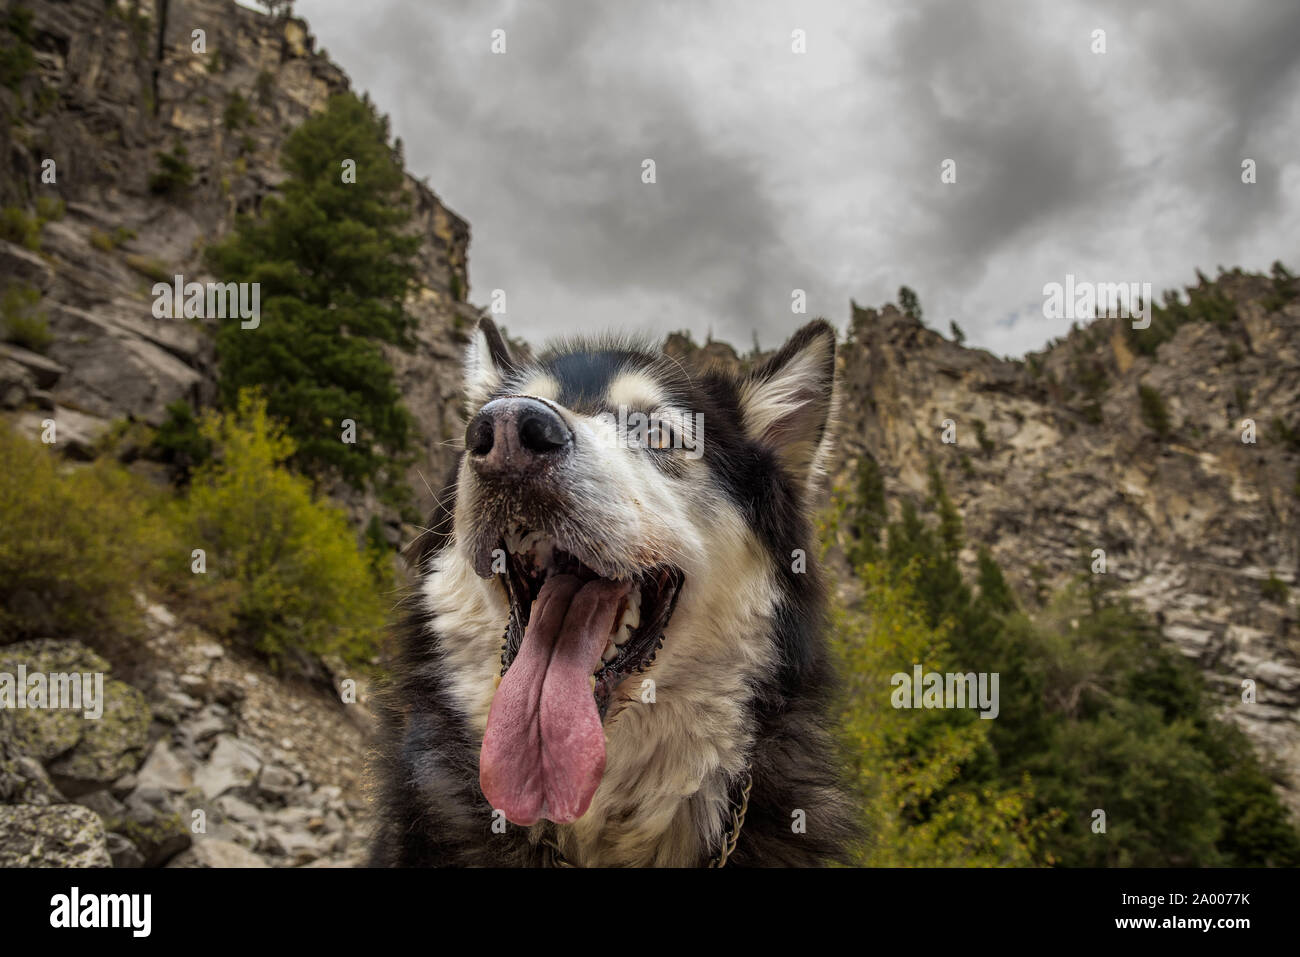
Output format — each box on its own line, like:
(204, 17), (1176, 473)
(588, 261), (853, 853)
(542, 768), (753, 868)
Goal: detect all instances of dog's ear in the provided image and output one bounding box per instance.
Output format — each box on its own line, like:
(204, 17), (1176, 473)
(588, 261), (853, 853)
(464, 317), (515, 408)
(739, 319), (838, 488)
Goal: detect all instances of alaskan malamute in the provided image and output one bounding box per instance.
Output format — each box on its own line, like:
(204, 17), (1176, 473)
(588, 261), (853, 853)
(371, 318), (856, 866)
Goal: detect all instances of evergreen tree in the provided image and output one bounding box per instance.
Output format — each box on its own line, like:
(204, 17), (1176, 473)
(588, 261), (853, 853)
(836, 462), (1300, 867)
(206, 91), (420, 493)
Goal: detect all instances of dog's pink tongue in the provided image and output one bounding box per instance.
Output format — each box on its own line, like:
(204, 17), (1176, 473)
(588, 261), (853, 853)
(480, 575), (631, 825)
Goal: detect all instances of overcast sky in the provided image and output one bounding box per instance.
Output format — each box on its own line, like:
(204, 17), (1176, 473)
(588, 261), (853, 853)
(291, 0), (1300, 357)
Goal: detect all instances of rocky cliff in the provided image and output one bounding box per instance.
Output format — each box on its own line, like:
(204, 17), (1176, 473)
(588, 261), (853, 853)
(828, 275), (1300, 811)
(0, 0), (476, 513)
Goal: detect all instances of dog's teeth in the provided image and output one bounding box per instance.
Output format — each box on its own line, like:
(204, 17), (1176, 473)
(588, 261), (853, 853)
(602, 640), (618, 662)
(623, 590), (641, 630)
(612, 623), (631, 647)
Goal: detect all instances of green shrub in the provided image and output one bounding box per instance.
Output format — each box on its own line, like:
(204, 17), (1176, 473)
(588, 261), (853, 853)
(34, 195), (64, 223)
(1, 281), (52, 352)
(833, 564), (1058, 865)
(1261, 573), (1289, 604)
(89, 228), (115, 252)
(176, 391), (390, 671)
(148, 143), (195, 196)
(124, 253), (171, 283)
(223, 91), (252, 130)
(1138, 383), (1172, 438)
(1269, 417), (1300, 454)
(825, 464), (1300, 867)
(151, 399), (212, 483)
(0, 4), (36, 91)
(0, 424), (174, 646)
(0, 205), (40, 249)
(254, 69), (275, 106)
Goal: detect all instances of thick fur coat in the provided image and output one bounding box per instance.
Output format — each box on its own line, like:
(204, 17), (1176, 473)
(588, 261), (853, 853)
(370, 318), (858, 867)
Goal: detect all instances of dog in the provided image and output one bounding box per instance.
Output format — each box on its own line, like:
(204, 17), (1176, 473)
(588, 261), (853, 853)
(370, 317), (857, 866)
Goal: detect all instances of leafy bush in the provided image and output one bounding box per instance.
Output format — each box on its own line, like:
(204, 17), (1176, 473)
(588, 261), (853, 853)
(0, 205), (40, 249)
(1, 281), (52, 352)
(223, 91), (252, 130)
(0, 424), (173, 647)
(148, 143), (195, 196)
(1261, 573), (1289, 604)
(254, 69), (275, 106)
(826, 463), (1300, 866)
(0, 4), (35, 91)
(833, 564), (1059, 866)
(1137, 383), (1172, 438)
(176, 391), (390, 671)
(151, 399), (212, 483)
(124, 253), (171, 283)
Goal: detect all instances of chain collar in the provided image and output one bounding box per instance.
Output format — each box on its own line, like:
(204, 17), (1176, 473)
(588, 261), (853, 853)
(542, 769), (754, 868)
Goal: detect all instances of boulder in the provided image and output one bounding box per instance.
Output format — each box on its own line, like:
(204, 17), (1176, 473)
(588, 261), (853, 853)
(167, 839), (268, 868)
(194, 735), (262, 800)
(0, 804), (112, 867)
(47, 679), (151, 794)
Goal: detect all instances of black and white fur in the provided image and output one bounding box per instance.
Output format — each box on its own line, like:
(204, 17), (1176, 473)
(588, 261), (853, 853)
(370, 318), (857, 867)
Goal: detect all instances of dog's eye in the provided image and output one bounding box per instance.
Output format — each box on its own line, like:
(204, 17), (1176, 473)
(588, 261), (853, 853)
(643, 419), (676, 451)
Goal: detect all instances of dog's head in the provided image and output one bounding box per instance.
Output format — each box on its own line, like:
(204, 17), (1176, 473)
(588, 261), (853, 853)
(451, 317), (836, 827)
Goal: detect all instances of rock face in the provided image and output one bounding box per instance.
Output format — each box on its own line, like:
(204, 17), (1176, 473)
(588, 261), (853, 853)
(830, 273), (1300, 810)
(1, 0), (477, 516)
(0, 804), (113, 867)
(0, 610), (372, 867)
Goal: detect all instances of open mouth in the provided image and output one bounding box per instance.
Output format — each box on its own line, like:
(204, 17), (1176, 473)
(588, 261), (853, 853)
(497, 524), (683, 718)
(478, 522), (684, 826)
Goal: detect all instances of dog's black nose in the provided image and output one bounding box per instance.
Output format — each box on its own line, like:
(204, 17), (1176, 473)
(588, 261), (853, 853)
(467, 397), (571, 477)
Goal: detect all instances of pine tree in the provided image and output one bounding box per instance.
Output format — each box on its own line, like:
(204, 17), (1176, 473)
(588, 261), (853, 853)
(206, 91), (420, 493)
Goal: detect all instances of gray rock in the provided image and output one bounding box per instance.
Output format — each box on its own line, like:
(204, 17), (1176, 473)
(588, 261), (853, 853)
(167, 839), (268, 868)
(105, 832), (144, 868)
(100, 792), (192, 867)
(0, 239), (55, 292)
(0, 640), (122, 770)
(194, 735), (262, 800)
(0, 804), (112, 867)
(0, 343), (65, 390)
(47, 678), (151, 794)
(0, 357), (36, 408)
(132, 739), (193, 794)
(179, 706), (229, 745)
(257, 764), (298, 800)
(0, 729), (64, 805)
(74, 788), (127, 820)
(213, 793), (263, 824)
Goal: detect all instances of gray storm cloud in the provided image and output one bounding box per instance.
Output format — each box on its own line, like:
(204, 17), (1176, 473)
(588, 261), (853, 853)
(297, 0), (1300, 356)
